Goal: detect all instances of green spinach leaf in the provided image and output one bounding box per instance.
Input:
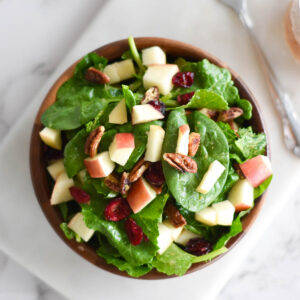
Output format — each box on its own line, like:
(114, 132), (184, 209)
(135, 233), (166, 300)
(162, 109), (229, 211)
(122, 85), (136, 111)
(254, 175), (273, 199)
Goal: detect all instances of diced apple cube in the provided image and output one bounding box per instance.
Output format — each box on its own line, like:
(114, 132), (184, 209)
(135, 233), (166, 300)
(50, 171), (74, 205)
(162, 219), (184, 241)
(212, 200), (235, 226)
(176, 124), (190, 155)
(142, 46), (166, 66)
(239, 155), (272, 187)
(143, 64), (179, 95)
(196, 160), (225, 194)
(84, 151), (115, 178)
(108, 99), (127, 124)
(77, 169), (87, 184)
(131, 104), (164, 125)
(127, 177), (157, 213)
(174, 229), (200, 246)
(108, 133), (135, 166)
(103, 59), (136, 84)
(39, 127), (62, 150)
(47, 159), (64, 180)
(195, 207), (217, 226)
(144, 125), (165, 162)
(67, 212), (94, 242)
(228, 179), (254, 212)
(157, 223), (174, 255)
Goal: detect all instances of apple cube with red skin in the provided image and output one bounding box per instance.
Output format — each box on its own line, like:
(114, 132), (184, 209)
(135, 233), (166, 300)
(176, 124), (190, 155)
(68, 212), (94, 242)
(228, 179), (254, 212)
(127, 177), (157, 213)
(108, 133), (135, 166)
(131, 104), (164, 125)
(239, 155), (272, 187)
(84, 151), (115, 178)
(50, 171), (74, 205)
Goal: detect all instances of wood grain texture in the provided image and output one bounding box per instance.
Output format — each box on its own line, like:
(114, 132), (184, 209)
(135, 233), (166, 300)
(30, 37), (270, 279)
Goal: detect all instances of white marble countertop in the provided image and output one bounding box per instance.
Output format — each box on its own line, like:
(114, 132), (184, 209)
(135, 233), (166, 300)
(0, 0), (300, 299)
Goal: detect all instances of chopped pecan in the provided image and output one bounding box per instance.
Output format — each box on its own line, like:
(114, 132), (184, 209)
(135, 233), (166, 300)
(188, 132), (200, 157)
(163, 153), (197, 173)
(104, 173), (120, 192)
(141, 86), (160, 104)
(218, 107), (244, 122)
(84, 126), (105, 158)
(120, 172), (131, 195)
(85, 67), (110, 84)
(129, 158), (151, 182)
(164, 202), (187, 228)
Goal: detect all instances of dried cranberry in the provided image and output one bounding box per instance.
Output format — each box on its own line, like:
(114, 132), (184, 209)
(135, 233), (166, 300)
(148, 100), (165, 115)
(144, 162), (165, 186)
(185, 238), (212, 256)
(69, 186), (90, 204)
(104, 197), (131, 221)
(125, 218), (143, 246)
(172, 72), (194, 88)
(177, 91), (195, 105)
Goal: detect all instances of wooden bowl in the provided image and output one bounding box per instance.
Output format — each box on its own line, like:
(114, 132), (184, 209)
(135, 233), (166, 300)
(30, 37), (269, 279)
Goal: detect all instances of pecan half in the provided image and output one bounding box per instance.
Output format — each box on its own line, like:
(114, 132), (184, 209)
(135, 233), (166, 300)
(120, 172), (131, 195)
(104, 173), (120, 192)
(85, 67), (110, 84)
(163, 153), (197, 173)
(129, 158), (151, 182)
(218, 107), (244, 122)
(188, 132), (200, 157)
(84, 126), (105, 158)
(141, 86), (160, 104)
(164, 202), (187, 228)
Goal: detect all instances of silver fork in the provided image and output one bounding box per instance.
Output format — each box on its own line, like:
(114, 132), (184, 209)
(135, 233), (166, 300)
(219, 0), (300, 157)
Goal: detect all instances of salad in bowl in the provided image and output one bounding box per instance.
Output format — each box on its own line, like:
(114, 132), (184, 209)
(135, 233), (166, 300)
(33, 37), (272, 278)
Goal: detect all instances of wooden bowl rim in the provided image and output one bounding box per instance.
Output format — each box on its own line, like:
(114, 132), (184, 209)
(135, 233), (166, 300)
(30, 37), (270, 280)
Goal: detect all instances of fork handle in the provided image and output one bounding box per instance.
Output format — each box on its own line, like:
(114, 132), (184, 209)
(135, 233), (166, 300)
(240, 9), (300, 155)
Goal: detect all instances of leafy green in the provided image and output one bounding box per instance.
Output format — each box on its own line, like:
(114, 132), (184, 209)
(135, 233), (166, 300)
(236, 98), (252, 120)
(213, 213), (243, 250)
(82, 196), (158, 266)
(153, 243), (228, 276)
(96, 235), (152, 277)
(74, 52), (108, 75)
(128, 36), (144, 72)
(91, 178), (118, 198)
(217, 122), (267, 162)
(122, 84), (136, 111)
(64, 129), (88, 178)
(235, 127), (266, 160)
(184, 89), (228, 110)
(162, 109), (229, 211)
(132, 192), (169, 244)
(182, 59), (239, 105)
(59, 203), (68, 222)
(152, 243), (194, 276)
(60, 223), (82, 242)
(254, 175), (273, 199)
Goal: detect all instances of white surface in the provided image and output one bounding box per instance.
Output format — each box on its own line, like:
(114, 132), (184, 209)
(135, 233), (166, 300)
(0, 0), (300, 299)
